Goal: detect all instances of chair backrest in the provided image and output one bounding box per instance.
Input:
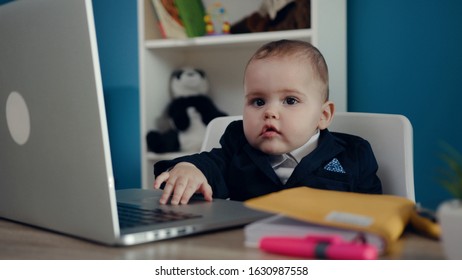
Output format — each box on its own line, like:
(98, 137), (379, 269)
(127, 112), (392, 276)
(201, 113), (415, 201)
(201, 115), (243, 152)
(329, 112), (415, 201)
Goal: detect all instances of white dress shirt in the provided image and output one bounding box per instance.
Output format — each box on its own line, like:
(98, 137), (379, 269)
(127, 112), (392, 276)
(269, 130), (320, 184)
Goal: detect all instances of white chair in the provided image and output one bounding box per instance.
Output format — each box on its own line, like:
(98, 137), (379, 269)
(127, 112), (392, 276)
(200, 115), (243, 152)
(201, 113), (415, 201)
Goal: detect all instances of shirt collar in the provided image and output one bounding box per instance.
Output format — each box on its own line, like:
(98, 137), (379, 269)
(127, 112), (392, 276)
(269, 129), (320, 167)
(290, 129), (320, 163)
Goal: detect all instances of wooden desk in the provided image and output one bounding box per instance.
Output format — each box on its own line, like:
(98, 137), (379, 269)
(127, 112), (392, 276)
(0, 218), (444, 260)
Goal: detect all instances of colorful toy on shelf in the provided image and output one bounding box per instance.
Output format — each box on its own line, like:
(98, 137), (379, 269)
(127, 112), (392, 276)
(204, 2), (230, 35)
(230, 0), (310, 34)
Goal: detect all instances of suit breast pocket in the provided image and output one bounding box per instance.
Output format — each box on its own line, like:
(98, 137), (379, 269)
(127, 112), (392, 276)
(313, 169), (352, 192)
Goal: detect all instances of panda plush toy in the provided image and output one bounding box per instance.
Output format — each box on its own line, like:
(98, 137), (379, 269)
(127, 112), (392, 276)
(146, 67), (227, 153)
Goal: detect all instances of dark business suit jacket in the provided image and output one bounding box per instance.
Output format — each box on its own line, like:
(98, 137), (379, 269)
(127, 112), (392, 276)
(154, 121), (382, 201)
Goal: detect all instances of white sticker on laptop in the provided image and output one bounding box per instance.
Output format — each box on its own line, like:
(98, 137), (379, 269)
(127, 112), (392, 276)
(325, 211), (374, 227)
(5, 91), (31, 146)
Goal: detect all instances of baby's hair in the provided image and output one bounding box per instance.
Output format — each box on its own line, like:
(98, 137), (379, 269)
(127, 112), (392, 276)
(245, 39), (329, 101)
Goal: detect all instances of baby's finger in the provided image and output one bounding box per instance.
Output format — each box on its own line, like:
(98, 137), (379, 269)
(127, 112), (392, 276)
(170, 176), (188, 205)
(153, 171), (170, 189)
(180, 182), (201, 205)
(201, 183), (213, 202)
(159, 179), (176, 205)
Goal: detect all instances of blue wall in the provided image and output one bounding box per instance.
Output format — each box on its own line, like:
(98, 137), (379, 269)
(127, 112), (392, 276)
(348, 0), (462, 209)
(92, 0), (140, 189)
(93, 1), (462, 209)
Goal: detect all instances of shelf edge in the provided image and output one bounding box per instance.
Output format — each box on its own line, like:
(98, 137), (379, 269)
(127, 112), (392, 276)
(145, 29), (313, 49)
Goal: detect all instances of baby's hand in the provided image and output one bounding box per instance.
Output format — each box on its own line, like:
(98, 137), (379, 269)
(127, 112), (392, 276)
(153, 162), (213, 205)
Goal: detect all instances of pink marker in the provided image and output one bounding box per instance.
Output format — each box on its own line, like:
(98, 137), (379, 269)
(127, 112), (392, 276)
(259, 235), (378, 260)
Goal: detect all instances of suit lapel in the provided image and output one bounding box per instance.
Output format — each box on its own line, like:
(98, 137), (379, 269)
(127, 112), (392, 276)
(286, 129), (345, 186)
(244, 144), (281, 185)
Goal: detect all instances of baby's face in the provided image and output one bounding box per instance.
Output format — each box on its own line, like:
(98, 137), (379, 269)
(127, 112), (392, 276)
(243, 56), (328, 155)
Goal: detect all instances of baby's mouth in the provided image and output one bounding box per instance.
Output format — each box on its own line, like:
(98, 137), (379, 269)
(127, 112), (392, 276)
(261, 125), (280, 137)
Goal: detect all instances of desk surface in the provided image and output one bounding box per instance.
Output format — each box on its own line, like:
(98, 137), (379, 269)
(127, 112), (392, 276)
(0, 218), (444, 260)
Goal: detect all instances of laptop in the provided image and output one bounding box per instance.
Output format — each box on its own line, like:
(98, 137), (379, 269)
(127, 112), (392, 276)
(0, 0), (268, 246)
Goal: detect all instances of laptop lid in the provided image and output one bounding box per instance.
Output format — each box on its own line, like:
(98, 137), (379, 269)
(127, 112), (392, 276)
(0, 0), (120, 244)
(0, 0), (268, 246)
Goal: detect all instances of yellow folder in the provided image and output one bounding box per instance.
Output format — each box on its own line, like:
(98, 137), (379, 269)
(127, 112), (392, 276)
(244, 187), (439, 252)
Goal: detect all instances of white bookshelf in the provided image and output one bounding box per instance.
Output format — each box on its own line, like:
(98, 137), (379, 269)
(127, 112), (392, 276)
(138, 0), (346, 188)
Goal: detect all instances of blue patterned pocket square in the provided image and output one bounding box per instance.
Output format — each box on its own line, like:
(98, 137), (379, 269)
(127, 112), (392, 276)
(324, 158), (346, 173)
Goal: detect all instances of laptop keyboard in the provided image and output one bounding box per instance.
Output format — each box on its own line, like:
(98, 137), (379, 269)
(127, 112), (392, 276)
(117, 203), (202, 229)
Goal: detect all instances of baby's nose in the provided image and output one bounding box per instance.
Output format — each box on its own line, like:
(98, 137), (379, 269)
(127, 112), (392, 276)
(264, 109), (279, 119)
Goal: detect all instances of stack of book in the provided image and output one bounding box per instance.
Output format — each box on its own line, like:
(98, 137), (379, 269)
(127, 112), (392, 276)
(244, 186), (419, 255)
(151, 0), (206, 39)
(244, 214), (386, 253)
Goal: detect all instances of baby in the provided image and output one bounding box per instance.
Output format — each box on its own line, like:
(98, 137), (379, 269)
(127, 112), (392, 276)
(154, 39), (382, 205)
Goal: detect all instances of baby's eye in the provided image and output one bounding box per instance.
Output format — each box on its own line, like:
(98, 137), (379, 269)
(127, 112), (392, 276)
(252, 98), (265, 107)
(284, 97), (298, 105)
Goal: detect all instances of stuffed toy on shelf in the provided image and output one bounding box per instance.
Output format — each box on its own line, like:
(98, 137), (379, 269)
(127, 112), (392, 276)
(146, 67), (227, 153)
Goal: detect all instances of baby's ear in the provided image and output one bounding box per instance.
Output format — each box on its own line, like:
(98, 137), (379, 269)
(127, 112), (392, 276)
(318, 101), (335, 130)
